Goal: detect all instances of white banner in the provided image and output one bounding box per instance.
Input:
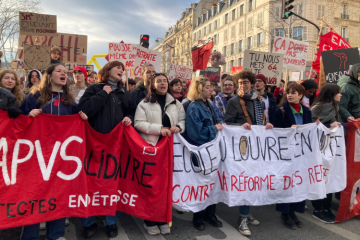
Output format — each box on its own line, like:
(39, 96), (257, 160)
(173, 123), (346, 212)
(168, 64), (192, 81)
(273, 37), (309, 71)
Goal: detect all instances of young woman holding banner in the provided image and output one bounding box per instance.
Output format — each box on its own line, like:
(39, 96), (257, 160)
(273, 83), (312, 230)
(20, 64), (87, 240)
(310, 83), (342, 223)
(134, 72), (185, 235)
(185, 77), (225, 231)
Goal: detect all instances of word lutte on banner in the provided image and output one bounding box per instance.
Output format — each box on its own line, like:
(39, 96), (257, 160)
(168, 64), (192, 81)
(172, 124), (346, 212)
(273, 37), (309, 71)
(0, 111), (172, 229)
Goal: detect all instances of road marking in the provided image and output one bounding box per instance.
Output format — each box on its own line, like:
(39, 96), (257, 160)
(132, 217), (166, 240)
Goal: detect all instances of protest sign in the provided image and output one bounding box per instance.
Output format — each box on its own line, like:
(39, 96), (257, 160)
(0, 111), (172, 229)
(243, 50), (284, 85)
(173, 124), (346, 212)
(199, 67), (221, 82)
(273, 37), (309, 71)
(65, 63), (94, 72)
(19, 12), (57, 36)
(321, 48), (360, 83)
(23, 45), (51, 70)
(168, 64), (192, 81)
(336, 121), (360, 222)
(291, 71), (300, 81)
(108, 43), (161, 80)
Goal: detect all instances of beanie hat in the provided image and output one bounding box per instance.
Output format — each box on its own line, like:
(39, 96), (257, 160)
(73, 66), (88, 79)
(301, 79), (318, 90)
(255, 74), (267, 84)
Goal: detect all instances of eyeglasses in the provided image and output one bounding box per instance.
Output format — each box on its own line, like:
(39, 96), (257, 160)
(224, 84), (234, 87)
(238, 81), (250, 86)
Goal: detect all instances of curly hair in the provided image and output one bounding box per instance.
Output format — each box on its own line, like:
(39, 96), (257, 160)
(98, 61), (125, 84)
(0, 70), (25, 105)
(187, 77), (210, 101)
(31, 64), (74, 106)
(51, 46), (62, 56)
(236, 70), (256, 85)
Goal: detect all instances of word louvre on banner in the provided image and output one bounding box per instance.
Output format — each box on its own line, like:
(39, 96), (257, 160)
(0, 111), (172, 229)
(172, 124), (346, 212)
(19, 12), (57, 36)
(108, 43), (162, 80)
(273, 37), (309, 71)
(168, 64), (192, 81)
(243, 50), (284, 85)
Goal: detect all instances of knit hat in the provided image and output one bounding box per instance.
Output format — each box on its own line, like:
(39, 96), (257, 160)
(301, 79), (318, 90)
(73, 66), (88, 79)
(255, 74), (267, 84)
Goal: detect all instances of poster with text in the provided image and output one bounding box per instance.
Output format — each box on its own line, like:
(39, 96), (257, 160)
(168, 64), (192, 81)
(19, 12), (57, 36)
(199, 67), (221, 82)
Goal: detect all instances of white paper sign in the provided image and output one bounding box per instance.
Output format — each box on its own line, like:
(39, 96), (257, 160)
(168, 64), (192, 81)
(273, 37), (309, 71)
(291, 71), (301, 81)
(172, 123), (346, 212)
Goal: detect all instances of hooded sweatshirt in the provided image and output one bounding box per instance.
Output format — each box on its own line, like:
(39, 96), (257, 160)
(24, 70), (42, 96)
(337, 63), (360, 122)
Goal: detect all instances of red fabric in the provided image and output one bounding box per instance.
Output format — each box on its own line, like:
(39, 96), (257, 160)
(273, 87), (284, 99)
(0, 111), (173, 229)
(312, 31), (351, 72)
(336, 121), (360, 222)
(192, 41), (214, 72)
(73, 66), (88, 79)
(289, 103), (301, 113)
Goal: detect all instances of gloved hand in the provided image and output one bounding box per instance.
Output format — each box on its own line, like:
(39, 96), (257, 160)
(8, 107), (22, 119)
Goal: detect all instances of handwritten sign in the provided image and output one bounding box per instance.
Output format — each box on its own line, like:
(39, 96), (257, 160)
(23, 45), (51, 70)
(291, 71), (301, 81)
(321, 48), (360, 83)
(243, 50), (284, 85)
(273, 37), (309, 71)
(199, 67), (221, 82)
(19, 12), (57, 36)
(17, 33), (88, 64)
(108, 43), (161, 80)
(168, 64), (192, 81)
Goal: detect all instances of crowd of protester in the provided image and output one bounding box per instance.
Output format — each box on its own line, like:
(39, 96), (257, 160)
(1, 47), (359, 239)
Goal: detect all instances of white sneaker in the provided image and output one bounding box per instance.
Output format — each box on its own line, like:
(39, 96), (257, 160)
(55, 237), (66, 240)
(65, 218), (70, 226)
(159, 224), (171, 235)
(238, 217), (251, 236)
(143, 223), (160, 235)
(39, 222), (46, 231)
(247, 213), (260, 225)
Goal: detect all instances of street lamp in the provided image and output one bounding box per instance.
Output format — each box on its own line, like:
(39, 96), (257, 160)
(155, 38), (175, 49)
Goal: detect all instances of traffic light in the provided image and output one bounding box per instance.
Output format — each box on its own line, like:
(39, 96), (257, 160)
(140, 34), (150, 48)
(281, 0), (294, 19)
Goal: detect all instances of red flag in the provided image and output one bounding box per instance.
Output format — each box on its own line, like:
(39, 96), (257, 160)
(312, 31), (351, 72)
(192, 39), (214, 72)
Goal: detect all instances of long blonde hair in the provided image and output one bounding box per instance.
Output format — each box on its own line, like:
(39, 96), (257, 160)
(31, 64), (74, 106)
(0, 70), (25, 105)
(187, 77), (210, 101)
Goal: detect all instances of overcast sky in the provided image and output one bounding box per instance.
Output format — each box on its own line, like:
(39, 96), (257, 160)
(42, 0), (193, 67)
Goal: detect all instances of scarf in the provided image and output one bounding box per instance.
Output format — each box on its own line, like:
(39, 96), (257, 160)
(238, 89), (266, 125)
(289, 102), (301, 113)
(173, 92), (183, 99)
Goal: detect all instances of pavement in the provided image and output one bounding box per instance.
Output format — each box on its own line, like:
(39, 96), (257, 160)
(2, 197), (360, 240)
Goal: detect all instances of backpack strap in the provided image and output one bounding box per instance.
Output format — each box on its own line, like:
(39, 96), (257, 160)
(239, 98), (252, 125)
(39, 95), (60, 110)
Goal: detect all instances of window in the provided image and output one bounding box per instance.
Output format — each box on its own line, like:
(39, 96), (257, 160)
(231, 43), (235, 55)
(275, 6), (281, 21)
(239, 22), (244, 33)
(215, 20), (218, 30)
(293, 27), (303, 40)
(225, 13), (229, 24)
(224, 29), (228, 40)
(204, 27), (206, 36)
(342, 5), (349, 19)
(276, 28), (285, 37)
(257, 33), (263, 47)
(247, 36), (252, 49)
(341, 27), (348, 41)
(238, 58), (243, 66)
(223, 46), (227, 57)
(232, 9), (236, 21)
(198, 31), (201, 39)
(230, 60), (234, 69)
(257, 12), (263, 26)
(223, 63), (227, 73)
(317, 5), (325, 19)
(240, 4), (244, 16)
(293, 4), (303, 19)
(214, 34), (218, 44)
(209, 24), (212, 33)
(231, 25), (236, 38)
(249, 0), (253, 12)
(248, 17), (253, 30)
(239, 40), (243, 52)
(193, 33), (196, 41)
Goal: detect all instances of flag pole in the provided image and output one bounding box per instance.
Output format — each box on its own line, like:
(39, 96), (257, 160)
(308, 17), (325, 79)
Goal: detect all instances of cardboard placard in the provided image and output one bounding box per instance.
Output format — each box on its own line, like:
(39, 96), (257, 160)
(23, 45), (51, 70)
(19, 12), (57, 36)
(291, 71), (301, 81)
(17, 33), (87, 64)
(321, 48), (360, 83)
(65, 63), (94, 72)
(168, 64), (192, 81)
(199, 67), (221, 82)
(273, 37), (309, 71)
(243, 50), (284, 85)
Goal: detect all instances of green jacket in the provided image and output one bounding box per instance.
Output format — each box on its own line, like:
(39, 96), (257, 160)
(337, 63), (360, 122)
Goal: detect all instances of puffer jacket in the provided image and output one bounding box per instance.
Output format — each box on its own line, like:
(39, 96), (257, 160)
(0, 87), (19, 110)
(134, 93), (186, 146)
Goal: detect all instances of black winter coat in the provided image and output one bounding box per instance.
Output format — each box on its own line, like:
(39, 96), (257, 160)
(266, 92), (277, 124)
(77, 83), (136, 134)
(130, 83), (148, 106)
(272, 101), (312, 128)
(0, 88), (22, 118)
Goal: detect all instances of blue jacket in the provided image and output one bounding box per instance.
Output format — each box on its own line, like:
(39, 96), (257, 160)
(20, 91), (78, 116)
(272, 101), (312, 128)
(212, 93), (236, 119)
(185, 99), (224, 146)
(266, 92), (277, 124)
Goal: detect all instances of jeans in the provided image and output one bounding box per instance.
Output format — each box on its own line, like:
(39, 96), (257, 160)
(311, 193), (332, 210)
(81, 211), (120, 227)
(193, 204), (216, 221)
(21, 218), (66, 240)
(239, 205), (250, 218)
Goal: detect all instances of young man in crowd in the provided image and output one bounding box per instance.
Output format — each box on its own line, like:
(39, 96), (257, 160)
(50, 46), (65, 66)
(220, 73), (228, 92)
(130, 63), (156, 105)
(212, 76), (236, 119)
(126, 78), (137, 91)
(301, 79), (318, 108)
(170, 78), (184, 102)
(254, 74), (277, 124)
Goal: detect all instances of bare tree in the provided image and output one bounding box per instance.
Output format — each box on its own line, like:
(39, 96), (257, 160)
(0, 0), (42, 69)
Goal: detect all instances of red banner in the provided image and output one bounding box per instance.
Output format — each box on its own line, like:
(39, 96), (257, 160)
(0, 110), (173, 229)
(336, 121), (360, 222)
(312, 31), (351, 72)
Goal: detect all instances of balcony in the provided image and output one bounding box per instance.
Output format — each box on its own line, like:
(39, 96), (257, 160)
(341, 14), (349, 19)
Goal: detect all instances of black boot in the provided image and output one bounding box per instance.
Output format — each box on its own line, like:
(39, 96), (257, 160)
(281, 213), (297, 230)
(203, 214), (223, 227)
(83, 223), (98, 239)
(290, 212), (303, 228)
(106, 223), (118, 238)
(193, 217), (205, 231)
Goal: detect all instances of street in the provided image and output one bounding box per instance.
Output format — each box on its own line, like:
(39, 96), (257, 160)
(1, 197), (360, 240)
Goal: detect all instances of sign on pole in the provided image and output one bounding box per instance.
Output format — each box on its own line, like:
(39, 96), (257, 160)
(19, 12), (57, 36)
(168, 64), (192, 81)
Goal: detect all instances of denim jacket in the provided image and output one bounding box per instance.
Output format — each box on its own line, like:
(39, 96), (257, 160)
(185, 99), (224, 146)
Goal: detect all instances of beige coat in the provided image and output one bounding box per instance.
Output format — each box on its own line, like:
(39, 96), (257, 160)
(135, 93), (186, 146)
